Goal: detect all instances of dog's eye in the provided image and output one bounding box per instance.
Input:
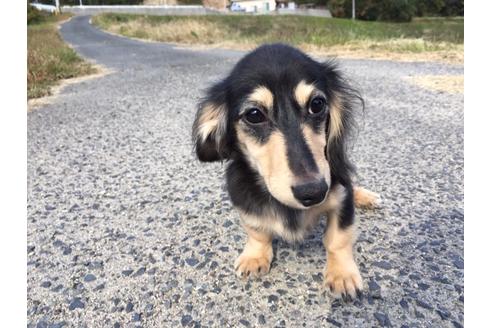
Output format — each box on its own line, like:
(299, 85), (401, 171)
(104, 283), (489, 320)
(244, 108), (267, 124)
(309, 97), (326, 115)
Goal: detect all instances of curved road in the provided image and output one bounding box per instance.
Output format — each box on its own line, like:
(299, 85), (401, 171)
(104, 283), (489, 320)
(28, 15), (464, 327)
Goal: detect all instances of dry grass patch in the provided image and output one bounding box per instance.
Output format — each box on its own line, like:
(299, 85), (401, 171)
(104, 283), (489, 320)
(407, 75), (463, 94)
(302, 41), (463, 64)
(28, 13), (97, 99)
(92, 14), (463, 64)
(105, 17), (230, 44)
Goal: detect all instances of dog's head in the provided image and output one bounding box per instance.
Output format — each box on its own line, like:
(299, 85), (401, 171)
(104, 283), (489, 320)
(193, 44), (359, 210)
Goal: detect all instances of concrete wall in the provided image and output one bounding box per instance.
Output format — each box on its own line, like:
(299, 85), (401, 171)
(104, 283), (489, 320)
(31, 3), (331, 18)
(143, 0), (178, 4)
(62, 5), (220, 16)
(30, 3), (57, 13)
(276, 8), (332, 18)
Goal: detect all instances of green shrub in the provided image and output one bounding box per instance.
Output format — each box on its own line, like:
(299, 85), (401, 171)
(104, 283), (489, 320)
(176, 0), (203, 4)
(414, 0), (445, 16)
(329, 0), (415, 22)
(328, 0), (347, 17)
(439, 0), (464, 16)
(329, 0), (464, 20)
(378, 0), (415, 22)
(27, 3), (45, 25)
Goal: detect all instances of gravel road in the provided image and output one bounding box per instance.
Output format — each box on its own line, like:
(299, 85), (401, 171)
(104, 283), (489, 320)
(27, 15), (464, 328)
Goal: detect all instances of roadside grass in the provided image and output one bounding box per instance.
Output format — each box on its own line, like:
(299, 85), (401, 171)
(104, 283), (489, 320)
(28, 12), (96, 99)
(92, 13), (463, 64)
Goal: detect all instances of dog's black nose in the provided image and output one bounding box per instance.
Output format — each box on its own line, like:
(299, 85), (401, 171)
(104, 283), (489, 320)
(291, 179), (329, 207)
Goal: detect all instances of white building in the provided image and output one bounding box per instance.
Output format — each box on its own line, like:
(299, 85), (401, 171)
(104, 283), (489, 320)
(230, 0), (277, 13)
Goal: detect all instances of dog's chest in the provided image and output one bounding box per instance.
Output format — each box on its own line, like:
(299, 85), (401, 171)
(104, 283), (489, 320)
(238, 205), (326, 243)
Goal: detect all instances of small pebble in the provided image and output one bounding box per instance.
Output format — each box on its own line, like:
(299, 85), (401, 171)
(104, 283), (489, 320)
(186, 258), (199, 266)
(132, 313), (142, 322)
(68, 298), (85, 310)
(373, 312), (391, 327)
(453, 258), (464, 269)
(416, 299), (433, 310)
(40, 281), (51, 288)
(267, 295), (278, 303)
(133, 267), (146, 277)
(181, 314), (193, 327)
(368, 280), (380, 291)
(84, 274), (96, 282)
(373, 261), (392, 270)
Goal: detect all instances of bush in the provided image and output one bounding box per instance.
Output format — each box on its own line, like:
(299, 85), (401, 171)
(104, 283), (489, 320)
(329, 0), (464, 20)
(329, 0), (415, 22)
(378, 0), (415, 22)
(27, 4), (46, 25)
(176, 0), (203, 4)
(328, 0), (347, 17)
(439, 0), (464, 16)
(414, 0), (445, 16)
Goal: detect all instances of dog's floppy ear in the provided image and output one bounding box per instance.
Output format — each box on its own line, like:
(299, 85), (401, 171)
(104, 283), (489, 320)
(192, 81), (229, 162)
(322, 61), (362, 183)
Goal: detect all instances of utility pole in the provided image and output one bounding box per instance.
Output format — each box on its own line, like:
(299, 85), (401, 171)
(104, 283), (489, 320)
(79, 0), (83, 6)
(352, 0), (355, 20)
(55, 0), (60, 14)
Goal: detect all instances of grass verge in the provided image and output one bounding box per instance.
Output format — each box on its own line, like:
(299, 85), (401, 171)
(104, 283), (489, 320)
(28, 12), (96, 99)
(92, 14), (463, 64)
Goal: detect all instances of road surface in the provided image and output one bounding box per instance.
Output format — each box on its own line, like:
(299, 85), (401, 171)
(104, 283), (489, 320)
(27, 15), (464, 328)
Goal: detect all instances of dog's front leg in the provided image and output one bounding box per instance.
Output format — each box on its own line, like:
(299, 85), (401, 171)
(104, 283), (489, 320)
(323, 185), (363, 300)
(234, 224), (273, 279)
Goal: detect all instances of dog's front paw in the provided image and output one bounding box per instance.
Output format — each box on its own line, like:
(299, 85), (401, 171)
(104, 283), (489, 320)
(234, 253), (272, 279)
(323, 257), (363, 300)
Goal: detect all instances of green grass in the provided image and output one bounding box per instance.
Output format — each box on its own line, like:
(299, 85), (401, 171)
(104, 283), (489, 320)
(92, 13), (463, 62)
(28, 12), (96, 99)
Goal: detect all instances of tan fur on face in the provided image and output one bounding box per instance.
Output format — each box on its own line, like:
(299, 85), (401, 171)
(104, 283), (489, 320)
(196, 103), (226, 146)
(248, 86), (274, 110)
(301, 124), (330, 184)
(293, 81), (344, 145)
(294, 80), (315, 108)
(235, 127), (301, 209)
(328, 95), (344, 144)
(322, 185), (363, 298)
(234, 224), (273, 278)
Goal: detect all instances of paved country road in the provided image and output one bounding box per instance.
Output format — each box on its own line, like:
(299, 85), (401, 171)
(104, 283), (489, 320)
(27, 15), (464, 328)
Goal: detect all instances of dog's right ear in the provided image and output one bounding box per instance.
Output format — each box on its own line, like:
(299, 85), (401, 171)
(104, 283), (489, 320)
(192, 82), (229, 162)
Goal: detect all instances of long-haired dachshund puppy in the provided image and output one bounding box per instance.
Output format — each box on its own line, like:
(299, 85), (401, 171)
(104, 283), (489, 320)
(192, 43), (380, 299)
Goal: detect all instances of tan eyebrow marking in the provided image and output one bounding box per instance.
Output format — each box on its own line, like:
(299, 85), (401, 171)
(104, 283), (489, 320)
(294, 80), (315, 108)
(248, 86), (274, 110)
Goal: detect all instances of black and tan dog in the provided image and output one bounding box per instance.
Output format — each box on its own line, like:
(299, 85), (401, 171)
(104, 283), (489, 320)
(192, 44), (379, 299)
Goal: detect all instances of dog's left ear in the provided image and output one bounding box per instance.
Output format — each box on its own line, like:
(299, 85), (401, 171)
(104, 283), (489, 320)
(192, 82), (229, 162)
(322, 61), (361, 182)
